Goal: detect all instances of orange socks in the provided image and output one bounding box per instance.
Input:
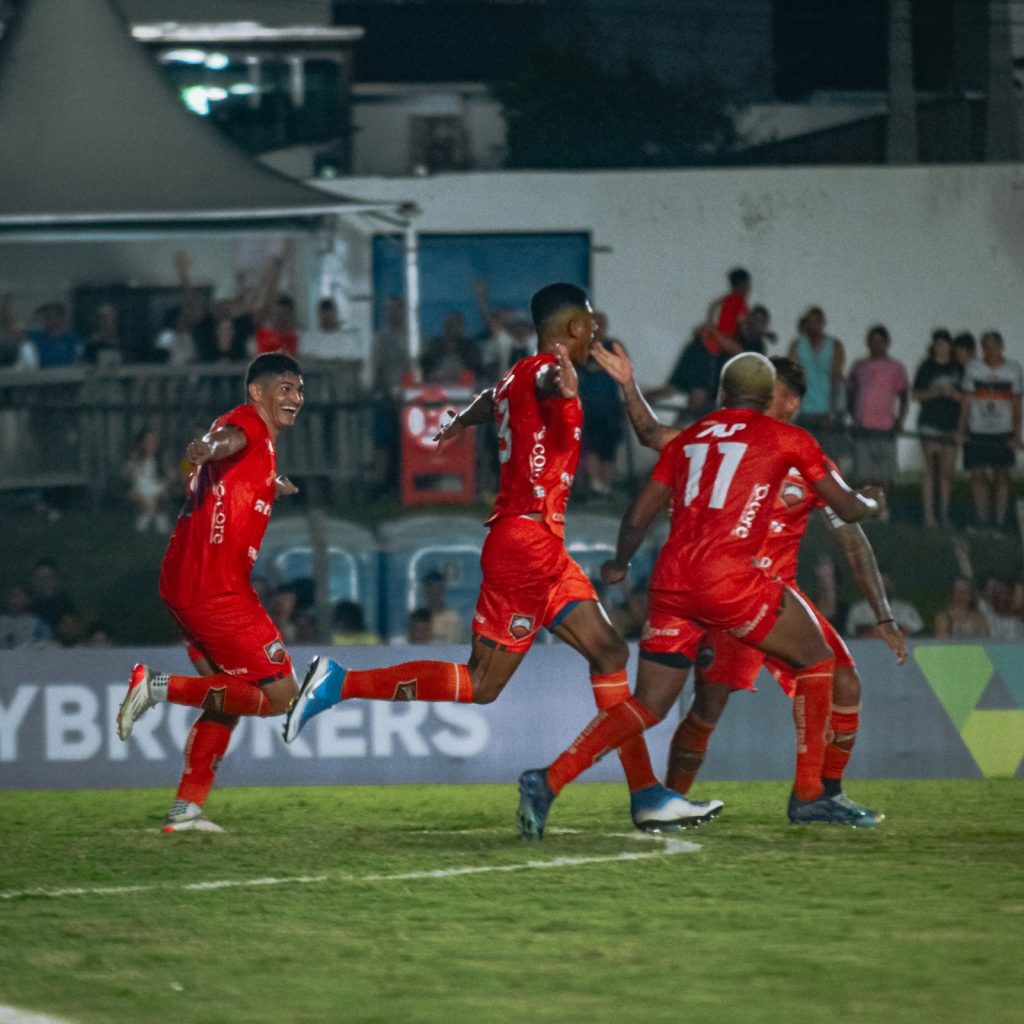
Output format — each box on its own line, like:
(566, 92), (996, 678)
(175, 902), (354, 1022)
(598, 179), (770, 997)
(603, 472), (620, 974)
(591, 671), (658, 793)
(665, 711), (716, 795)
(546, 696), (660, 795)
(823, 706), (860, 791)
(176, 719), (234, 805)
(167, 673), (271, 716)
(791, 657), (834, 801)
(341, 661), (473, 702)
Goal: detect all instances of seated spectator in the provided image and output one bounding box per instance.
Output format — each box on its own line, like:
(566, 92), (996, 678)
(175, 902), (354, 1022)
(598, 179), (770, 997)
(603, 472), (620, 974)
(53, 610), (84, 647)
(934, 578), (990, 639)
(978, 576), (1024, 641)
(26, 302), (82, 369)
(331, 600), (381, 645)
(29, 558), (75, 631)
(422, 569), (464, 644)
(579, 313), (626, 497)
(0, 583), (51, 648)
(406, 607), (434, 644)
(846, 324), (909, 497)
(420, 311), (480, 383)
(83, 304), (123, 368)
(124, 427), (175, 534)
(845, 574), (924, 639)
(733, 303), (776, 354)
(912, 329), (963, 529)
(85, 624), (114, 646)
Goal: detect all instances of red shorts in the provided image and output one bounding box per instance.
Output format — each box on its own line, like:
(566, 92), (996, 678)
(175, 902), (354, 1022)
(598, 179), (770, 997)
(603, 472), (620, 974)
(474, 516), (597, 652)
(639, 569), (786, 661)
(699, 588), (854, 697)
(167, 589), (293, 685)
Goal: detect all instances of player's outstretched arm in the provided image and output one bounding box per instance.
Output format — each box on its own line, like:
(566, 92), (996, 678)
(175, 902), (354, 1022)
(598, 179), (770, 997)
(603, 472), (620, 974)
(434, 388), (496, 443)
(812, 470), (884, 525)
(830, 520), (906, 665)
(601, 477), (671, 585)
(275, 475), (299, 497)
(186, 426), (246, 466)
(592, 341), (679, 452)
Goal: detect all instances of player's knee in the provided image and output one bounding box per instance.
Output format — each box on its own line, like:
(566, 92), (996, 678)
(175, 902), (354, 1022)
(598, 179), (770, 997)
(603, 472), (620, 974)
(831, 666), (861, 706)
(587, 632), (628, 675)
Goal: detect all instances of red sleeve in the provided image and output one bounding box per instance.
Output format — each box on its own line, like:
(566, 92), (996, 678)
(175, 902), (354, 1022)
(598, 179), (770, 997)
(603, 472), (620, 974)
(217, 404), (266, 448)
(785, 424), (829, 485)
(650, 433), (682, 487)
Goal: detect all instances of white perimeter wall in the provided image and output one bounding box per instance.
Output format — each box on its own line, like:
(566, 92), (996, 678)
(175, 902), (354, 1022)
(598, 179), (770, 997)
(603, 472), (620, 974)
(325, 164), (1024, 392)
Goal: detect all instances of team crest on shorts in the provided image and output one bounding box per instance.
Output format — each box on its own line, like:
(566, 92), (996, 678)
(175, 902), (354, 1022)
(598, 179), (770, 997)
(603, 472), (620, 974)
(508, 614), (535, 640)
(264, 638), (287, 664)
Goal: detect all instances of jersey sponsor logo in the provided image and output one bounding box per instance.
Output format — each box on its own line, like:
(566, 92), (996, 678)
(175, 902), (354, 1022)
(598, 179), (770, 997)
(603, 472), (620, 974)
(529, 429), (547, 481)
(696, 421), (747, 439)
(533, 486), (547, 498)
(208, 482), (227, 545)
(248, 546), (258, 562)
(508, 613), (535, 640)
(264, 639), (287, 664)
(254, 499), (272, 516)
(732, 483), (771, 538)
(731, 601), (770, 639)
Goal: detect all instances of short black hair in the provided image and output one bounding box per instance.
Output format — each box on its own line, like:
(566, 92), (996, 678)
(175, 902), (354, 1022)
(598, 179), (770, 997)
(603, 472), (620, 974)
(530, 282), (589, 336)
(770, 356), (807, 398)
(245, 352), (302, 388)
(728, 267), (751, 289)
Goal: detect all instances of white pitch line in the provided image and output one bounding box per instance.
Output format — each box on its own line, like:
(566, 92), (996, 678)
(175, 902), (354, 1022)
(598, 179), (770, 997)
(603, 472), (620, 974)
(0, 834), (699, 901)
(0, 1006), (77, 1024)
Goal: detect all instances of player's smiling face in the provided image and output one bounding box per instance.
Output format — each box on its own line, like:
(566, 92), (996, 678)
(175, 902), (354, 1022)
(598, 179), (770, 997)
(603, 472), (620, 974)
(252, 373), (304, 433)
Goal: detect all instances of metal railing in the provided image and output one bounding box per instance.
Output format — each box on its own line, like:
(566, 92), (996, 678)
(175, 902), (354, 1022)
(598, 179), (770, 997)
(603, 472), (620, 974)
(0, 360), (370, 501)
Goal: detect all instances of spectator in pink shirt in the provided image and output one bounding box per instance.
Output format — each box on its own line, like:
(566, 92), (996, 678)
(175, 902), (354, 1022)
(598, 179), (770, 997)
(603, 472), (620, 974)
(847, 324), (909, 497)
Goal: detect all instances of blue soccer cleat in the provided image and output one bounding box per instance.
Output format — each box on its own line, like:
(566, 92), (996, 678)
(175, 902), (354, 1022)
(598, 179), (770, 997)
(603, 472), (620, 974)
(282, 656), (346, 743)
(630, 783), (725, 833)
(788, 791), (881, 828)
(516, 769), (555, 841)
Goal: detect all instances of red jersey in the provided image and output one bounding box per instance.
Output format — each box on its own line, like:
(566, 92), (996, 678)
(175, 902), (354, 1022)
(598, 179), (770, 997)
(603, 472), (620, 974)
(254, 326), (299, 357)
(759, 457), (842, 584)
(486, 352), (582, 539)
(159, 404), (277, 609)
(649, 408), (829, 592)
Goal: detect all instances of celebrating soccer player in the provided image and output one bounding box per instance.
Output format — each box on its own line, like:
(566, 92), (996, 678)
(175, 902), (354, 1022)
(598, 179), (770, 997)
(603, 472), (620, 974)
(116, 352), (304, 832)
(283, 282), (721, 833)
(516, 351), (885, 839)
(593, 342), (905, 824)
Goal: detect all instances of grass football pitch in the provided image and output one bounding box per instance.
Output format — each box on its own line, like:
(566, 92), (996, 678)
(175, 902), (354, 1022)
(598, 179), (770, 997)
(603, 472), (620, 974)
(1, 779), (1021, 1024)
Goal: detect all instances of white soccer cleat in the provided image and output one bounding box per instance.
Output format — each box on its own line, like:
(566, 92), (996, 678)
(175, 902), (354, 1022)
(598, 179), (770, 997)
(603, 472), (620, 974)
(630, 783), (724, 832)
(162, 800), (224, 834)
(117, 663), (158, 741)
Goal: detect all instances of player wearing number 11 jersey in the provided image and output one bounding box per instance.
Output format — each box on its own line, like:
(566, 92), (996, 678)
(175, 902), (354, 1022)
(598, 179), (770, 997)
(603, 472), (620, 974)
(284, 282), (721, 832)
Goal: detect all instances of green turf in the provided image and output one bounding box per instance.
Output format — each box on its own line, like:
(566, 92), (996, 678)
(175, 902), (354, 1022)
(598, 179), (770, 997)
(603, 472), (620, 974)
(1, 780), (1022, 1024)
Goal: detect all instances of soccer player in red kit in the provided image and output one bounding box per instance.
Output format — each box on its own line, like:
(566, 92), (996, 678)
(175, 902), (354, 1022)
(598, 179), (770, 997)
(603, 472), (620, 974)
(116, 352), (304, 831)
(283, 282), (721, 831)
(516, 352), (884, 839)
(593, 343), (906, 823)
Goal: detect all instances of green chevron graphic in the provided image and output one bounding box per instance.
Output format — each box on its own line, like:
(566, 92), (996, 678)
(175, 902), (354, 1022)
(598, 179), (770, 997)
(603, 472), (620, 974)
(913, 645), (1024, 778)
